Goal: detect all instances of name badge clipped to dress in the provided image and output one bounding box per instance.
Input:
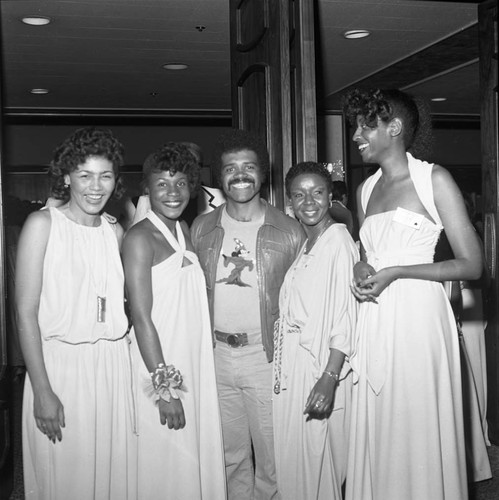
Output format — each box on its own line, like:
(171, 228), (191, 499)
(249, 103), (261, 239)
(392, 207), (424, 230)
(97, 296), (106, 323)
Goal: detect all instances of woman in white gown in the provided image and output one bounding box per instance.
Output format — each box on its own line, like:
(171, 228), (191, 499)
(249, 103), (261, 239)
(121, 142), (226, 500)
(16, 127), (136, 500)
(273, 161), (358, 500)
(343, 88), (483, 500)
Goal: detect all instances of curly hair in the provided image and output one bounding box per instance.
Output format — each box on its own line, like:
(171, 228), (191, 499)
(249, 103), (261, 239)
(342, 88), (434, 158)
(142, 142), (201, 196)
(212, 129), (270, 185)
(49, 127), (125, 202)
(179, 142), (203, 166)
(285, 161), (333, 199)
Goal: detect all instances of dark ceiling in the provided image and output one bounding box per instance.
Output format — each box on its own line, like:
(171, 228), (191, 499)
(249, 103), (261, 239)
(0, 0), (483, 118)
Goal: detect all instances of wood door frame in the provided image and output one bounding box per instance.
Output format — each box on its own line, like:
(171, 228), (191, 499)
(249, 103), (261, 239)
(479, 0), (499, 444)
(230, 0), (317, 210)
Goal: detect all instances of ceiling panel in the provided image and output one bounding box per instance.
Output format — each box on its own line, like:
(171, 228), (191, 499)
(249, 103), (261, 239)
(0, 0), (481, 116)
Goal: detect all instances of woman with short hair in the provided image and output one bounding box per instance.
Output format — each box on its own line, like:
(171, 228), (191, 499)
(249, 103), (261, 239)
(16, 127), (136, 500)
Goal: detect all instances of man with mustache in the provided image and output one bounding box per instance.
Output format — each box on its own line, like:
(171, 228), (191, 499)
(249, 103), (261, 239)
(191, 129), (305, 500)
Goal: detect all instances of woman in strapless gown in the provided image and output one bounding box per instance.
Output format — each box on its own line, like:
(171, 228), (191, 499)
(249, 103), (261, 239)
(342, 88), (483, 500)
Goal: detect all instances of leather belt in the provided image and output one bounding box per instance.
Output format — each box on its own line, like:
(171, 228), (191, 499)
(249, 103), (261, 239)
(214, 330), (249, 348)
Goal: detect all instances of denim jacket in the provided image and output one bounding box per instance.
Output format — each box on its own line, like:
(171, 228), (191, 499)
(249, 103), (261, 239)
(191, 200), (305, 361)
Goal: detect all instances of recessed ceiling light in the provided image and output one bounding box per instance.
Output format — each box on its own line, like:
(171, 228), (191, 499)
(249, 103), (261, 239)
(343, 30), (371, 40)
(163, 63), (189, 71)
(22, 16), (51, 26)
(30, 88), (49, 95)
(431, 97), (447, 102)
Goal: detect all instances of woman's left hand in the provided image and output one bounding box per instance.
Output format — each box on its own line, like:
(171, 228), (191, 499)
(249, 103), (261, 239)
(355, 267), (398, 299)
(304, 373), (337, 418)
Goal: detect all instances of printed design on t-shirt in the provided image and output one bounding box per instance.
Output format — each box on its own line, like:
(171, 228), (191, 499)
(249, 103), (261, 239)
(216, 238), (254, 287)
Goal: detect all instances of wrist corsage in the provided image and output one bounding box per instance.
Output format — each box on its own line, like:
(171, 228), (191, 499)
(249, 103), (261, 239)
(150, 363), (184, 403)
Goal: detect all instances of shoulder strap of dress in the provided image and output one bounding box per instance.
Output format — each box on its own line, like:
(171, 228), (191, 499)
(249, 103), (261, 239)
(406, 152), (442, 225)
(146, 211), (185, 252)
(361, 168), (382, 213)
(99, 216), (121, 247)
(47, 206), (68, 225)
(130, 195), (152, 227)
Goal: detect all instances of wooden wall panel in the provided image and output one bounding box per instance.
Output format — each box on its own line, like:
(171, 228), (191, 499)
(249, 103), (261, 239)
(479, 0), (499, 444)
(230, 0), (316, 209)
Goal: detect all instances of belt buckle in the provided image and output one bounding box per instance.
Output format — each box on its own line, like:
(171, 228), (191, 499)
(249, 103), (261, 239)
(214, 330), (249, 348)
(227, 334), (242, 347)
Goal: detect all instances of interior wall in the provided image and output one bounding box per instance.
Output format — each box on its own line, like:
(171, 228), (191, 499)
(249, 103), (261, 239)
(317, 114), (345, 180)
(6, 119), (482, 210)
(3, 123), (232, 203)
(4, 124), (232, 168)
(317, 117), (482, 238)
(345, 126), (482, 171)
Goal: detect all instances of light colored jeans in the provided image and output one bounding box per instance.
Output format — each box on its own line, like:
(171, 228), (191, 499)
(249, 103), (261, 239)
(214, 342), (278, 500)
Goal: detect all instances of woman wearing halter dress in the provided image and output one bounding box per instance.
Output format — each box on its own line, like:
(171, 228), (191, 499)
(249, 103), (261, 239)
(343, 89), (483, 500)
(121, 142), (226, 500)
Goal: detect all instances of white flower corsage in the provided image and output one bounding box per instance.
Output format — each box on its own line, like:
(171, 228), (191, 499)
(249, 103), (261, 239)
(147, 363), (185, 403)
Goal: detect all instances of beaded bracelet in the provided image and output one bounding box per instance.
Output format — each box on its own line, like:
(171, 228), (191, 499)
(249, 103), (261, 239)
(150, 363), (184, 403)
(323, 370), (340, 383)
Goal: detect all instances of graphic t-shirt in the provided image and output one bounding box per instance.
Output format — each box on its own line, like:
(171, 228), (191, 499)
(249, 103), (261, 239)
(214, 207), (263, 336)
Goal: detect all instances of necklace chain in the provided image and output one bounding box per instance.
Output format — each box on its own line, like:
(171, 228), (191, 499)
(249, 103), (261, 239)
(305, 220), (333, 253)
